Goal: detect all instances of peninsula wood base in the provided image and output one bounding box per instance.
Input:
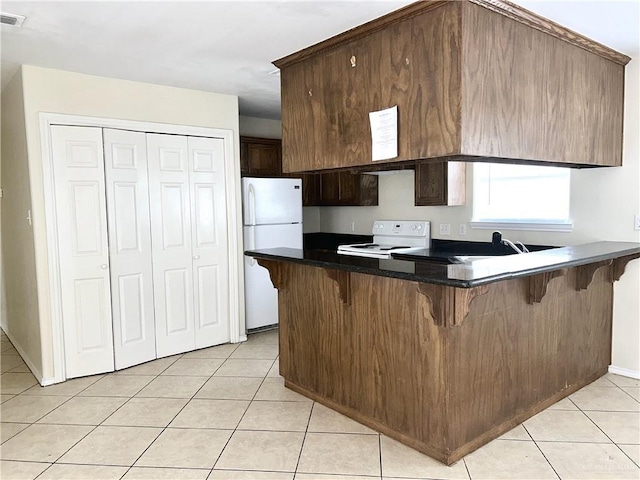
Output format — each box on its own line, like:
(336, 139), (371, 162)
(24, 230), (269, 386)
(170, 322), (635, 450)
(258, 258), (628, 465)
(285, 367), (606, 465)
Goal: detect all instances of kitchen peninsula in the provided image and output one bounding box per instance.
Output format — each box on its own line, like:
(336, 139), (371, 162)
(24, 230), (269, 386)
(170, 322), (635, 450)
(245, 243), (640, 464)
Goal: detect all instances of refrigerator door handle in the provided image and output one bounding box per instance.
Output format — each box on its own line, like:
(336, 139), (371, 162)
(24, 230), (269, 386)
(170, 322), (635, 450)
(248, 183), (256, 226)
(249, 226), (257, 266)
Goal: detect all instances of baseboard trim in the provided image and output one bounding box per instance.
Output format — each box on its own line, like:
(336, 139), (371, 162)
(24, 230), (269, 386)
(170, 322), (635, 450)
(2, 328), (45, 385)
(608, 365), (640, 379)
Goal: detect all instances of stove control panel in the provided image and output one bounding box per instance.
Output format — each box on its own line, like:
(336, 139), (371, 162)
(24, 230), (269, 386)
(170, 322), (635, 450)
(372, 220), (430, 237)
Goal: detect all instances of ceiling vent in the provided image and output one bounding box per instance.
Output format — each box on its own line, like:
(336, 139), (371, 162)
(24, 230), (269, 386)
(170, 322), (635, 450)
(0, 12), (26, 27)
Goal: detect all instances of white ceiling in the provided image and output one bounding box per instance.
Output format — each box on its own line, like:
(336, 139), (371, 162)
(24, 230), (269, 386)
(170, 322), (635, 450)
(1, 0), (638, 120)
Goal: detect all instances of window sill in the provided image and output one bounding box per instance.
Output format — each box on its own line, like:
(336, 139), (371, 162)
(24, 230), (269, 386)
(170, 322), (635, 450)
(469, 221), (573, 233)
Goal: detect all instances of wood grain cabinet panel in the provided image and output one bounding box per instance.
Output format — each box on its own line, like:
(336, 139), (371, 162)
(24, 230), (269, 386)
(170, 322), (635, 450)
(239, 137), (378, 206)
(268, 260), (621, 465)
(414, 162), (466, 206)
(275, 1), (629, 172)
(317, 172), (378, 206)
(240, 136), (282, 176)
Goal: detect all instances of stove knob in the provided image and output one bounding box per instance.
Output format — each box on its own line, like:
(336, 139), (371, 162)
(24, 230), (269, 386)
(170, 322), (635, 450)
(417, 224), (422, 230)
(411, 224), (417, 230)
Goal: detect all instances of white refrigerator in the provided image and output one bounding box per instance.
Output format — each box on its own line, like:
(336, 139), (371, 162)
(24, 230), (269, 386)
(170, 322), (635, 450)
(242, 177), (303, 330)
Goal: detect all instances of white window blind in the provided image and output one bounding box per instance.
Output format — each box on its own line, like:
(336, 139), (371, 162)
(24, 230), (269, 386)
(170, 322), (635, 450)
(472, 163), (572, 231)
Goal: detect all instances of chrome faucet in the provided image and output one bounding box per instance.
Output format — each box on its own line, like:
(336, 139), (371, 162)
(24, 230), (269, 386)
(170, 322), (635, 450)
(491, 231), (529, 254)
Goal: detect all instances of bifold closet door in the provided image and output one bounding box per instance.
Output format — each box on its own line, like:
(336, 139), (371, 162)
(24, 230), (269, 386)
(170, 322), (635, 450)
(188, 136), (230, 347)
(51, 126), (115, 378)
(103, 129), (156, 369)
(147, 133), (196, 357)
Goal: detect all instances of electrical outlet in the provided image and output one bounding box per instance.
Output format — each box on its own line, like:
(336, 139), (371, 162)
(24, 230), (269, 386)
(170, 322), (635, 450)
(459, 224), (467, 236)
(439, 223), (451, 236)
(635, 214), (640, 231)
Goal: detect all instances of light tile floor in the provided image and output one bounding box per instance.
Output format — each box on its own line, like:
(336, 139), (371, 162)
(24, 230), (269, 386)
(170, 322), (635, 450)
(1, 329), (639, 480)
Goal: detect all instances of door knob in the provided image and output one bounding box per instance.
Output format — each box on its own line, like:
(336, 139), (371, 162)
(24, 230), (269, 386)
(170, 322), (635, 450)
(100, 264), (108, 270)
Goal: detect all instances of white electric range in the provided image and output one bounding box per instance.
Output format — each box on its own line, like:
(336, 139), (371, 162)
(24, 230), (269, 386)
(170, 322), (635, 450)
(337, 220), (431, 258)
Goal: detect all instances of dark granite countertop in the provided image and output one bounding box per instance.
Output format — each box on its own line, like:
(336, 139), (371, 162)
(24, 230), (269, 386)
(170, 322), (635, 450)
(245, 241), (640, 288)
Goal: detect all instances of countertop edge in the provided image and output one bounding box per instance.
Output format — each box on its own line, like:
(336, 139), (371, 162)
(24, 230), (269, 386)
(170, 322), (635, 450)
(245, 242), (640, 288)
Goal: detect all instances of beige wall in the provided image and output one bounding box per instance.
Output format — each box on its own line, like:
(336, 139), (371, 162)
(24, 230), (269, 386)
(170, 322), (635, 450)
(0, 69), (43, 374)
(19, 65), (240, 381)
(239, 115), (321, 233)
(320, 59), (640, 374)
(239, 115), (282, 138)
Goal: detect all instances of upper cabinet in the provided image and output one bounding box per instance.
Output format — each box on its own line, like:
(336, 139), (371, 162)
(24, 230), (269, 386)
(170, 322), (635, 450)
(274, 0), (630, 173)
(315, 172), (379, 206)
(414, 162), (465, 207)
(239, 136), (378, 206)
(240, 136), (282, 176)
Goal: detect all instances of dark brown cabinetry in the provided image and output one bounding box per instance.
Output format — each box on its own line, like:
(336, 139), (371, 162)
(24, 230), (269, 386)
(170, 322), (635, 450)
(274, 0), (629, 172)
(316, 172), (378, 206)
(414, 162), (465, 207)
(257, 255), (627, 464)
(240, 136), (282, 176)
(240, 137), (378, 206)
(298, 172), (378, 207)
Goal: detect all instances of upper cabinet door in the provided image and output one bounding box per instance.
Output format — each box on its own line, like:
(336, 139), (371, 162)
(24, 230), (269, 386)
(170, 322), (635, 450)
(103, 128), (156, 370)
(51, 125), (115, 378)
(146, 133), (196, 357)
(240, 137), (282, 176)
(187, 136), (230, 348)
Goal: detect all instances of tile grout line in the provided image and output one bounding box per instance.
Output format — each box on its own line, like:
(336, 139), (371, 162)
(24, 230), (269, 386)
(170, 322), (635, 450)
(2, 369), (108, 470)
(31, 353), (179, 477)
(210, 353), (276, 475)
(293, 395), (315, 477)
(574, 399), (640, 469)
(462, 457), (472, 480)
(117, 348), (238, 478)
(30, 361), (171, 479)
(197, 346), (261, 479)
(522, 424), (562, 480)
(31, 347), (241, 479)
(377, 432), (383, 480)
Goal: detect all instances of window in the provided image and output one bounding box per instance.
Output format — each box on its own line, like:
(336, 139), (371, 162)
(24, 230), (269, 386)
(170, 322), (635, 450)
(472, 163), (572, 231)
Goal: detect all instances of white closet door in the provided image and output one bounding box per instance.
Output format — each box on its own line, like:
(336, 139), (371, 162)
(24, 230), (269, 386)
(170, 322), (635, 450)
(104, 129), (156, 369)
(51, 126), (114, 378)
(188, 137), (230, 348)
(147, 133), (196, 357)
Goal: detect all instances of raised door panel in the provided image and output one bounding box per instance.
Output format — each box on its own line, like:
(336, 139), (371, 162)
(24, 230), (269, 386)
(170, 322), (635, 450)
(318, 172), (340, 205)
(354, 173), (379, 206)
(51, 125), (115, 379)
(337, 172), (359, 205)
(188, 136), (230, 348)
(414, 162), (465, 206)
(241, 138), (282, 176)
(103, 129), (156, 369)
(164, 268), (192, 334)
(415, 162), (447, 206)
(147, 133), (196, 357)
(301, 174), (319, 206)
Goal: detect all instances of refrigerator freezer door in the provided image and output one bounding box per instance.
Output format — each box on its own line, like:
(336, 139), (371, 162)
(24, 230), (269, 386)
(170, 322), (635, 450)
(243, 223), (303, 330)
(242, 177), (303, 226)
